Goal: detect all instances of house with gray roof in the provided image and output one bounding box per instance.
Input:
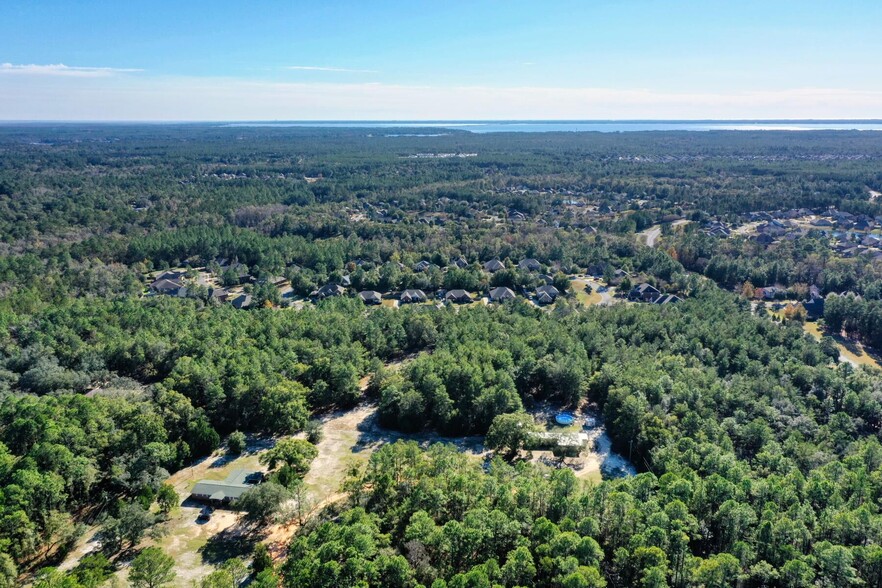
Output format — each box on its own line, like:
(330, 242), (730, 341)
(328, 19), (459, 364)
(653, 294), (682, 305)
(629, 283), (660, 302)
(451, 257), (469, 269)
(231, 293), (252, 309)
(536, 284), (560, 301)
(484, 259), (505, 273)
(209, 287), (228, 303)
(358, 290), (383, 305)
(517, 258), (542, 272)
(150, 278), (187, 297)
(190, 469), (263, 505)
(489, 286), (516, 302)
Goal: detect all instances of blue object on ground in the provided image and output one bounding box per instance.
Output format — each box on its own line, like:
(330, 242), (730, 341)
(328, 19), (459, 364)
(555, 412), (575, 426)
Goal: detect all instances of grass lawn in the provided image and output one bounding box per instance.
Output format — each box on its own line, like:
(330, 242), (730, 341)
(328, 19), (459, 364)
(571, 279), (603, 305)
(803, 321), (881, 370)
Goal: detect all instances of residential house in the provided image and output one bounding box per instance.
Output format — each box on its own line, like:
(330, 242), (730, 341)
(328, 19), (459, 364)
(802, 286), (825, 319)
(400, 289), (428, 304)
(219, 262), (250, 284)
(517, 258), (542, 272)
(413, 260), (432, 272)
(209, 287), (228, 303)
(313, 283), (346, 300)
(759, 286), (784, 300)
(358, 291), (383, 305)
(536, 291), (555, 305)
(757, 223), (786, 237)
(484, 259), (505, 273)
(231, 293), (252, 309)
(628, 283), (661, 302)
(451, 257), (469, 269)
(529, 432), (587, 458)
(190, 469), (262, 506)
(653, 294), (682, 305)
(802, 297), (824, 319)
(155, 269), (187, 282)
(536, 284), (560, 302)
(489, 286), (516, 302)
(257, 275), (286, 287)
(704, 221), (731, 238)
(586, 263), (609, 278)
(444, 289), (473, 304)
(150, 278), (187, 297)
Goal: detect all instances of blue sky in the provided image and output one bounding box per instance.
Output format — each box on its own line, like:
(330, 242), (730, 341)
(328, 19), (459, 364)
(2, 0), (881, 120)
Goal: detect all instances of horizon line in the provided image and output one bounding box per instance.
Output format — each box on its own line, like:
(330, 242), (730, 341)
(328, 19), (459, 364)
(2, 118), (882, 125)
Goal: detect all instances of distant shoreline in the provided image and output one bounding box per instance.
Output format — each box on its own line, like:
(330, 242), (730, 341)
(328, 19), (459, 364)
(3, 119), (882, 133)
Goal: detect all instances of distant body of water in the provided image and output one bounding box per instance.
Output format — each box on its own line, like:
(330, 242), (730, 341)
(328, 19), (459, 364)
(223, 120), (882, 133)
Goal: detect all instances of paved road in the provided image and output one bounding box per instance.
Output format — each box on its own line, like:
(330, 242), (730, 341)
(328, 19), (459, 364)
(640, 225), (662, 248)
(593, 283), (613, 305)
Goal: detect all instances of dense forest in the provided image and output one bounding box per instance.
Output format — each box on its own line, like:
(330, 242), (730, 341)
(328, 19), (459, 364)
(3, 125), (882, 587)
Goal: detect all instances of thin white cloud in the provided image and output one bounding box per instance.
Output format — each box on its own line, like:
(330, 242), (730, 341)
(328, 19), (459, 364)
(0, 63), (143, 77)
(285, 65), (378, 74)
(1, 75), (881, 120)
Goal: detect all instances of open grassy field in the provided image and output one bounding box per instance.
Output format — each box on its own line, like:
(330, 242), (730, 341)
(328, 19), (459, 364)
(571, 278), (606, 306)
(803, 321), (882, 370)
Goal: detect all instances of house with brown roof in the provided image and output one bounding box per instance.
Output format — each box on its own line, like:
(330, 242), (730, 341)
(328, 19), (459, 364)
(400, 289), (428, 304)
(444, 289), (473, 304)
(312, 283), (346, 300)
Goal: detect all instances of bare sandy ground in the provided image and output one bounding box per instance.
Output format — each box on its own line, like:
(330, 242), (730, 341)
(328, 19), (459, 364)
(55, 368), (609, 586)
